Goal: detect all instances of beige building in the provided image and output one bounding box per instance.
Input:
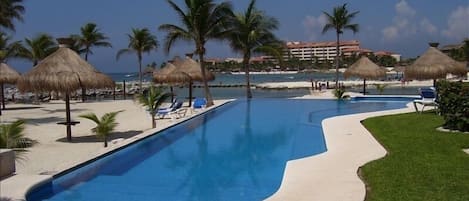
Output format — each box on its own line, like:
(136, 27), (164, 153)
(284, 40), (361, 62)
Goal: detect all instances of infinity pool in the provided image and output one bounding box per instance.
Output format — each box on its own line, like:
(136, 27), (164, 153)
(27, 99), (409, 201)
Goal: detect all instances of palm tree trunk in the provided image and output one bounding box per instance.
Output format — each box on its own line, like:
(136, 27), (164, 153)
(82, 50), (90, 102)
(244, 53), (252, 99)
(138, 52), (143, 94)
(189, 81), (193, 107)
(335, 32), (340, 89)
(152, 114), (156, 128)
(198, 53), (214, 107)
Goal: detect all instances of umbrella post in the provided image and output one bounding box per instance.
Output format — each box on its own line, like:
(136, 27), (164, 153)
(433, 79), (436, 87)
(188, 82), (193, 107)
(1, 82), (4, 110)
(113, 82), (116, 100)
(363, 79), (366, 94)
(65, 93), (72, 142)
(123, 80), (126, 100)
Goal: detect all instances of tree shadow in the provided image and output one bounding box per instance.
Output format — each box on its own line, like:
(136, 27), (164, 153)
(56, 130), (142, 143)
(41, 108), (89, 113)
(3, 106), (42, 110)
(14, 116), (65, 125)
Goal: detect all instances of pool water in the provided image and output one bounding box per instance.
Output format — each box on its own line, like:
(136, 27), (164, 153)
(27, 99), (409, 201)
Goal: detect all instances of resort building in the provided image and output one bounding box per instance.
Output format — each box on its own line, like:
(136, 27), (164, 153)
(282, 40), (361, 63)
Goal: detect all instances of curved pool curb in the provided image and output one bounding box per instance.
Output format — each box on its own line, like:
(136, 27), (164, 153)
(266, 102), (415, 201)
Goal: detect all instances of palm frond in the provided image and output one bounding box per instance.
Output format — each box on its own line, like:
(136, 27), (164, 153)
(116, 48), (132, 60)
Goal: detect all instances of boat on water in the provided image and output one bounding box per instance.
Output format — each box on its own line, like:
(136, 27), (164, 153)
(230, 71), (298, 75)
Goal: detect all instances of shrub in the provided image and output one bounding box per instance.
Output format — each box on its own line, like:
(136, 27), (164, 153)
(333, 87), (350, 100)
(436, 80), (469, 131)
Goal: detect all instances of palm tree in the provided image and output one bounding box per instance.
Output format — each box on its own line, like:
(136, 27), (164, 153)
(136, 86), (171, 129)
(18, 33), (57, 66)
(72, 23), (112, 61)
(0, 120), (36, 154)
(79, 111), (123, 147)
(322, 3), (359, 88)
(72, 23), (112, 102)
(116, 28), (158, 94)
(159, 0), (233, 107)
(227, 0), (282, 99)
(0, 0), (25, 32)
(0, 32), (22, 62)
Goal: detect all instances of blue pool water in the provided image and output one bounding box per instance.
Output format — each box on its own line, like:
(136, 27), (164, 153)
(27, 99), (410, 201)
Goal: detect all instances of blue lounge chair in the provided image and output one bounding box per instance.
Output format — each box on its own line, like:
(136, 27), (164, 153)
(413, 87), (438, 113)
(191, 98), (207, 114)
(157, 101), (186, 119)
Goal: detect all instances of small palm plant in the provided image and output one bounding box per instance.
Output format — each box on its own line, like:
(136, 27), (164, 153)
(79, 111), (123, 147)
(333, 87), (350, 100)
(0, 120), (36, 157)
(375, 84), (388, 95)
(136, 86), (171, 129)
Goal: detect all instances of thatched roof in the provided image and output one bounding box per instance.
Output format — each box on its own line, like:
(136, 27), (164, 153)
(405, 47), (467, 80)
(0, 63), (20, 84)
(344, 56), (387, 79)
(172, 57), (215, 82)
(153, 62), (191, 84)
(18, 44), (114, 93)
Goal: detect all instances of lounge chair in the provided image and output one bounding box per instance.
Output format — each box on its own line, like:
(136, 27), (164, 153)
(191, 98), (207, 114)
(413, 87), (438, 113)
(157, 101), (186, 120)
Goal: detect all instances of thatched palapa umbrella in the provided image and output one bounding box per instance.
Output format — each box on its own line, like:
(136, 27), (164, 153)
(344, 56), (387, 94)
(17, 38), (115, 142)
(172, 56), (214, 106)
(153, 62), (191, 102)
(0, 63), (20, 115)
(405, 43), (467, 86)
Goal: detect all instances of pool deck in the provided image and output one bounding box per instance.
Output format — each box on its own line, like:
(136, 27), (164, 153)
(1, 94), (426, 201)
(266, 100), (415, 201)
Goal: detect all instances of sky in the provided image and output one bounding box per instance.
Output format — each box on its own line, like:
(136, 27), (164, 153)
(4, 0), (469, 73)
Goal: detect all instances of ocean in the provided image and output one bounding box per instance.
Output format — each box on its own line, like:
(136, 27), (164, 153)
(106, 72), (419, 99)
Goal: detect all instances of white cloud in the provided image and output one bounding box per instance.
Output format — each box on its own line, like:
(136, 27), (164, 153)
(382, 0), (438, 41)
(395, 0), (416, 17)
(442, 5), (469, 39)
(382, 26), (399, 40)
(420, 18), (437, 34)
(302, 14), (327, 40)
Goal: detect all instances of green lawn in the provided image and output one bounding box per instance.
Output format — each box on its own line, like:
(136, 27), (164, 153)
(361, 112), (469, 201)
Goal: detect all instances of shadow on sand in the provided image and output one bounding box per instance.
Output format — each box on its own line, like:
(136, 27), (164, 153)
(15, 116), (65, 125)
(2, 106), (42, 111)
(56, 130), (143, 143)
(41, 108), (89, 113)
